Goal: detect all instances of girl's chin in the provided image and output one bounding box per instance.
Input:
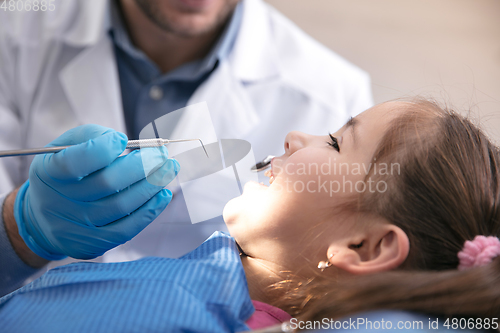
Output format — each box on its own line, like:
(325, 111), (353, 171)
(222, 195), (241, 226)
(224, 181), (267, 220)
(243, 180), (269, 191)
(223, 180), (273, 233)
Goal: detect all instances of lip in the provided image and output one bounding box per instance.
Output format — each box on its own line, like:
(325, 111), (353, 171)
(270, 157), (275, 178)
(266, 157), (280, 185)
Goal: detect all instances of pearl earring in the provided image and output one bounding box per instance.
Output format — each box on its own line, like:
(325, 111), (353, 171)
(317, 253), (334, 272)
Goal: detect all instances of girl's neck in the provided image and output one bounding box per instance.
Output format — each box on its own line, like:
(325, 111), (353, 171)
(240, 255), (287, 309)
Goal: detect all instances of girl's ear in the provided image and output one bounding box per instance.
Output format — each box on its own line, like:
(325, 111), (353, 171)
(328, 225), (410, 275)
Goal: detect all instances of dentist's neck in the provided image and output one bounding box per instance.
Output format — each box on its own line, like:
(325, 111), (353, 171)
(118, 0), (227, 74)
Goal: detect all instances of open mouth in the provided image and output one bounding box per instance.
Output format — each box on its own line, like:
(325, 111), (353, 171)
(264, 169), (275, 184)
(264, 157), (276, 184)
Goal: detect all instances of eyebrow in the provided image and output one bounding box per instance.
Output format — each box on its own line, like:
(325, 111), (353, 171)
(345, 117), (358, 146)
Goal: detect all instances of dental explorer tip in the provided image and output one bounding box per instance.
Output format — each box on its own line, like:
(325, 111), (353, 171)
(163, 138), (209, 157)
(198, 139), (209, 158)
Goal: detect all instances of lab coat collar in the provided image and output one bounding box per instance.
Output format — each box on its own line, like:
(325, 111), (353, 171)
(59, 1), (123, 132)
(59, 37), (127, 133)
(62, 0), (112, 47)
(230, 0), (280, 82)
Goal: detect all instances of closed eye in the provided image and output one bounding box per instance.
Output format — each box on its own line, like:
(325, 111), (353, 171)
(327, 133), (340, 152)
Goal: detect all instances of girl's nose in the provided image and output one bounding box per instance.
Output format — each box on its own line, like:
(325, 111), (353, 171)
(284, 131), (309, 155)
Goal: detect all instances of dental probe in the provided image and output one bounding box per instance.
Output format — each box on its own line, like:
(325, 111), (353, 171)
(0, 138), (209, 158)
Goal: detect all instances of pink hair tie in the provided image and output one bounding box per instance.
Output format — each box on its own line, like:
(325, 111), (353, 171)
(457, 235), (500, 270)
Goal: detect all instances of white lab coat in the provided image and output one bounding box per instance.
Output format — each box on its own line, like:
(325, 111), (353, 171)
(0, 0), (372, 263)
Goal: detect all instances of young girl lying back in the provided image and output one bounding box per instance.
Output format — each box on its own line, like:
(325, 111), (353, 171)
(226, 98), (500, 323)
(1, 99), (499, 332)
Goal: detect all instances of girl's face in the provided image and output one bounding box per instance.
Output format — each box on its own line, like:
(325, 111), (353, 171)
(223, 102), (402, 274)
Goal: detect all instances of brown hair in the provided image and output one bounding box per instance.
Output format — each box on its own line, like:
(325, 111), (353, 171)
(278, 99), (500, 321)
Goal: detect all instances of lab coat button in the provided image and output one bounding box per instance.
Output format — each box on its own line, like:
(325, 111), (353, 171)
(149, 86), (163, 100)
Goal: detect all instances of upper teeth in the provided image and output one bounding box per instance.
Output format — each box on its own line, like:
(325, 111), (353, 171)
(264, 170), (275, 184)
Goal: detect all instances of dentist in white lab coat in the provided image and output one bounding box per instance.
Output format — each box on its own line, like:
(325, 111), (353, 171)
(0, 0), (372, 295)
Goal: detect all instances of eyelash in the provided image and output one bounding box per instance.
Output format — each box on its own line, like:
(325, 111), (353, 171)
(327, 133), (340, 152)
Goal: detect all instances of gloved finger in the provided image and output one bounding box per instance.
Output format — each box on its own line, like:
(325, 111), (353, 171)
(46, 124), (116, 147)
(50, 188), (169, 259)
(41, 131), (128, 182)
(98, 189), (172, 247)
(52, 147), (169, 201)
(82, 158), (178, 226)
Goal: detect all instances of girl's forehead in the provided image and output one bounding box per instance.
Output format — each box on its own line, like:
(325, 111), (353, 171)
(361, 101), (410, 119)
(353, 102), (405, 139)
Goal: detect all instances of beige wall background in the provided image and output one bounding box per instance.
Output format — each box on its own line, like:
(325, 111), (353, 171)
(265, 0), (500, 142)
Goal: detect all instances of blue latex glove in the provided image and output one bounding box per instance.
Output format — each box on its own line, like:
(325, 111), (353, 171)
(13, 125), (180, 260)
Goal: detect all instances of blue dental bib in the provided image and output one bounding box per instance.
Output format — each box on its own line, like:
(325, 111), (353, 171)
(0, 232), (254, 333)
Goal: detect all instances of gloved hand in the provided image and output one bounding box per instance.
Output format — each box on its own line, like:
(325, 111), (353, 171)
(14, 124), (179, 260)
